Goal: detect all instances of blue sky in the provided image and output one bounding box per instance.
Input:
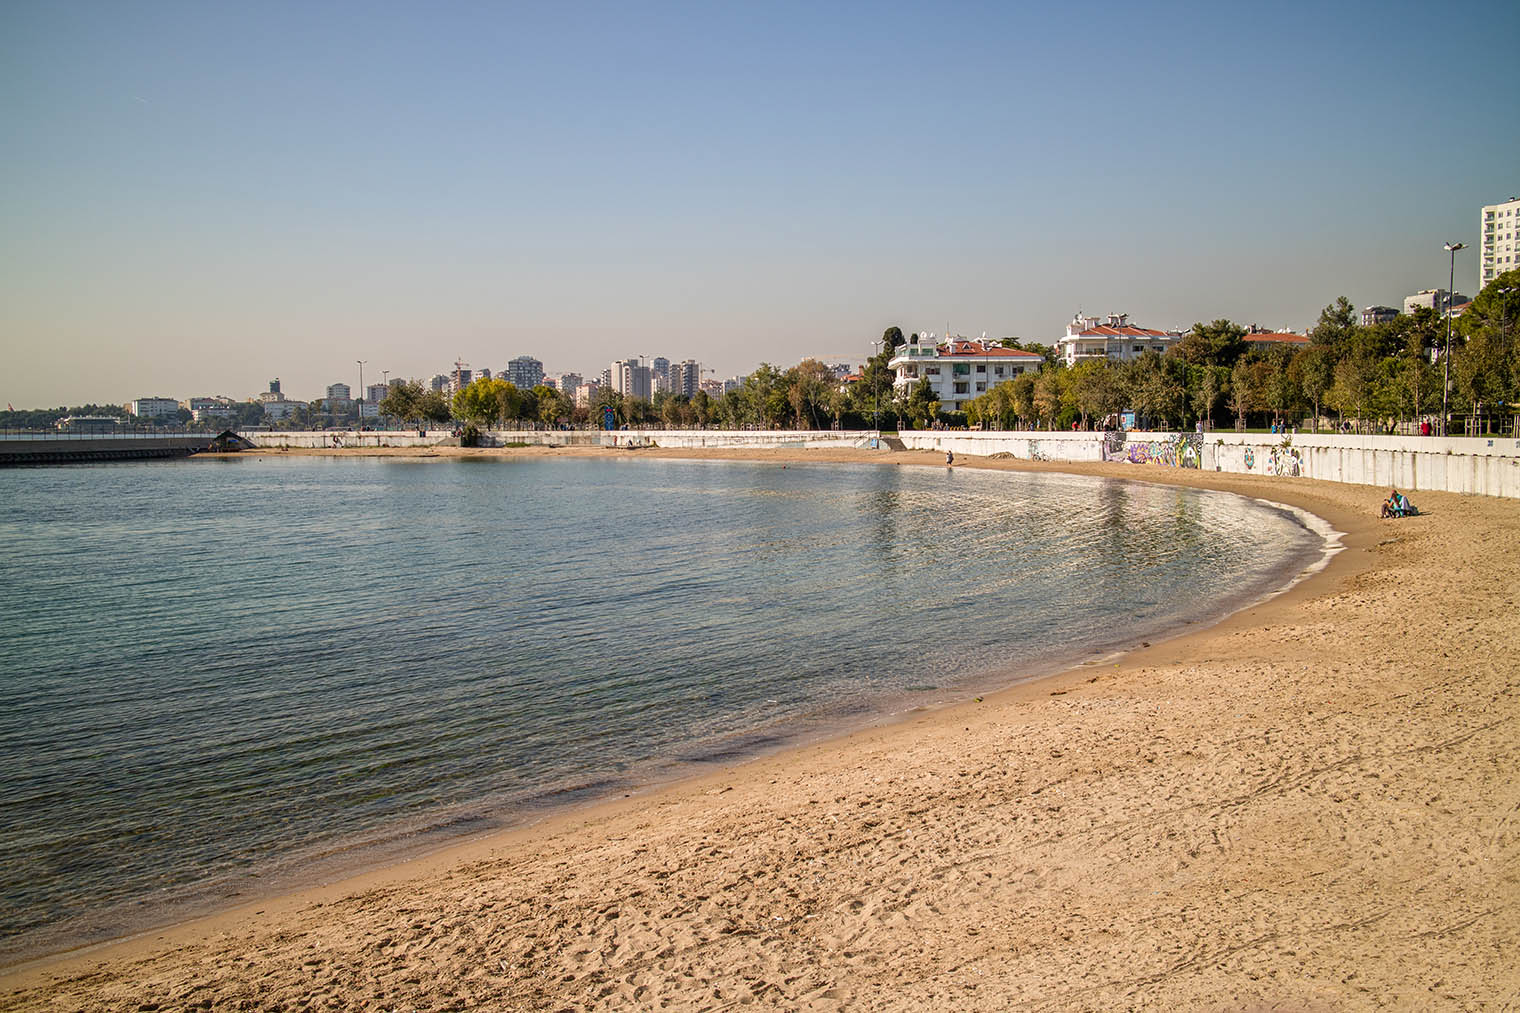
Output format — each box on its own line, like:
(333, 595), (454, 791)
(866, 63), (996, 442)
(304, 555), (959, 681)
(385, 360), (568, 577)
(3, 0), (1517, 406)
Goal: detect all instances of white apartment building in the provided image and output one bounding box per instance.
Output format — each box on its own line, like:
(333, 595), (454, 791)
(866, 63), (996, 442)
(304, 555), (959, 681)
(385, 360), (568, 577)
(1481, 196), (1520, 290)
(610, 359), (651, 401)
(888, 335), (1043, 413)
(128, 397), (180, 419)
(1055, 313), (1180, 367)
(1403, 289), (1467, 315)
(671, 359), (701, 397)
(184, 396), (237, 422)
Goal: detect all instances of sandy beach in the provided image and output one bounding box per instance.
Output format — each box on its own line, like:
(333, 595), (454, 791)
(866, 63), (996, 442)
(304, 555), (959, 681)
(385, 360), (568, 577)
(3, 448), (1516, 1011)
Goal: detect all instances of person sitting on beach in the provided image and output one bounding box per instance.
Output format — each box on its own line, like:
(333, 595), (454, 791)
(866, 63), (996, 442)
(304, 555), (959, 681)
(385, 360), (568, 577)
(1380, 489), (1418, 518)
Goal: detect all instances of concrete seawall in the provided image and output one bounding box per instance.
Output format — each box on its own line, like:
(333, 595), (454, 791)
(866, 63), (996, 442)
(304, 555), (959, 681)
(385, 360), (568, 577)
(896, 430), (1520, 499)
(235, 428), (1520, 499)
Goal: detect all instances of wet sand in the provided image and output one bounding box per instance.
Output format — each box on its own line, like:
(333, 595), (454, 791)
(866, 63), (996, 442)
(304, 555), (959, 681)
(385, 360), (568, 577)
(4, 448), (1517, 1010)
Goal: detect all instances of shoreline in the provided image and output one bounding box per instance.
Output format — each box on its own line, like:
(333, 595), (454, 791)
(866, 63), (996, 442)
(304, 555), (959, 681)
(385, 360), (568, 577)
(6, 448), (1516, 1009)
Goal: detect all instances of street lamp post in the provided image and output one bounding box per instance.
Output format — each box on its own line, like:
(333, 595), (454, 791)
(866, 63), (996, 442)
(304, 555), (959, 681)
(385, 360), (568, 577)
(1440, 243), (1465, 437)
(356, 359), (367, 432)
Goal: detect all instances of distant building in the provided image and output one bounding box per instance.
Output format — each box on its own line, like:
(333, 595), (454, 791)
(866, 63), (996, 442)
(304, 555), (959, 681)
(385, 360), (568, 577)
(1403, 289), (1467, 316)
(506, 356), (544, 389)
(557, 372), (583, 395)
(574, 382), (599, 406)
(651, 357), (671, 391)
(323, 383), (353, 412)
(699, 378), (725, 398)
(610, 359), (651, 401)
(262, 400), (302, 421)
(889, 335), (1043, 414)
(184, 396), (237, 423)
(722, 376), (745, 394)
(128, 397), (180, 419)
(671, 359), (701, 398)
(448, 366), (472, 394)
(1054, 313), (1181, 367)
(1241, 327), (1309, 353)
(365, 383), (388, 405)
(1361, 305), (1399, 327)
(1481, 195), (1519, 290)
(429, 374), (449, 393)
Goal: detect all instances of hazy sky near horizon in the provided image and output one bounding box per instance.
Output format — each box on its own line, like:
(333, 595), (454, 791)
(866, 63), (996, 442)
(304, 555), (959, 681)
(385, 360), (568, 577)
(3, 0), (1518, 407)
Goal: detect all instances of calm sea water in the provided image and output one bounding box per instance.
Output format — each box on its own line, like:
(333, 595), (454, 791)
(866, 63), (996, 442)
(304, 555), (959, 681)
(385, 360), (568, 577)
(0, 456), (1324, 960)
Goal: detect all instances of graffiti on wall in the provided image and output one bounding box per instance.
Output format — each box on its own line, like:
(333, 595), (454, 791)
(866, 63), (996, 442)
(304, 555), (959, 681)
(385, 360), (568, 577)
(1242, 446), (1255, 470)
(1103, 432), (1203, 469)
(1266, 441), (1303, 477)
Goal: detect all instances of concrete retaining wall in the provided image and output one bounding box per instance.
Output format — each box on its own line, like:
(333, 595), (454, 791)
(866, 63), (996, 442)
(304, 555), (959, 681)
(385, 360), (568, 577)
(236, 428), (1520, 499)
(899, 430), (1520, 499)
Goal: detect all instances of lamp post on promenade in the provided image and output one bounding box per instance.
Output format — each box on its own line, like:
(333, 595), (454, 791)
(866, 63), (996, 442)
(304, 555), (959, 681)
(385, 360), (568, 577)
(356, 359), (367, 432)
(1439, 243), (1465, 437)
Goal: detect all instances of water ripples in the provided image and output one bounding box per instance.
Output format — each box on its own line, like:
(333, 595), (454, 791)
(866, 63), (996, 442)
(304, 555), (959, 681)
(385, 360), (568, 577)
(0, 456), (1322, 960)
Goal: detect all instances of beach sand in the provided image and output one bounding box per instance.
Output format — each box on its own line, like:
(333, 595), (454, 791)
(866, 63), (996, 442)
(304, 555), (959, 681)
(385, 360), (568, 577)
(3, 449), (1516, 1010)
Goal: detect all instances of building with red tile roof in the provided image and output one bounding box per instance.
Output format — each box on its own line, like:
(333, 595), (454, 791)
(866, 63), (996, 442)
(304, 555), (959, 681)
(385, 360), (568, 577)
(888, 334), (1043, 413)
(1056, 313), (1182, 366)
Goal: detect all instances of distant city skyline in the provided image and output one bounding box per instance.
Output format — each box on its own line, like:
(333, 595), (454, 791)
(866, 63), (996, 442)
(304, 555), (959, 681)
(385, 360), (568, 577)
(3, 0), (1517, 407)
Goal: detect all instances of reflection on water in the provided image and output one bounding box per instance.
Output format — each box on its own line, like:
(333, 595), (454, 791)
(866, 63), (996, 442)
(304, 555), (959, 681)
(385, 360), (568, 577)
(0, 456), (1323, 961)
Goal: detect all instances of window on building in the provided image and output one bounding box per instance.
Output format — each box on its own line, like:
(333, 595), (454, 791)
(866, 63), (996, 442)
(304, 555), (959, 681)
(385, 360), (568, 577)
(975, 365), (985, 373)
(952, 363), (970, 376)
(994, 366), (1005, 376)
(925, 366), (940, 375)
(976, 382), (986, 392)
(953, 382), (969, 394)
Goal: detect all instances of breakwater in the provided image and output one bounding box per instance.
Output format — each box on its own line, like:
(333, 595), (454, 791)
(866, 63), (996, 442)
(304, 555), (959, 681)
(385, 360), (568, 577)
(0, 432), (227, 466)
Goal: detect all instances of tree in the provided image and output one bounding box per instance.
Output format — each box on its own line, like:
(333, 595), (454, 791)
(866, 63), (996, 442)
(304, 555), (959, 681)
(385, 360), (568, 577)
(418, 389), (453, 425)
(1228, 359), (1262, 430)
(1033, 369), (1066, 428)
(1326, 357), (1372, 430)
(1126, 353), (1185, 428)
(1066, 360), (1123, 429)
(1295, 346), (1335, 432)
(532, 385), (568, 426)
(1185, 365), (1223, 430)
(380, 381), (423, 425)
(1309, 296), (1357, 352)
(784, 359), (837, 430)
(1173, 319), (1247, 368)
(903, 378), (939, 429)
(1010, 372), (1037, 426)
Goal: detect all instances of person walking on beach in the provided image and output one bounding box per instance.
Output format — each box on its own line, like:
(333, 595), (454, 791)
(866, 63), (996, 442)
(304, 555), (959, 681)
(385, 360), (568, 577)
(946, 449), (954, 466)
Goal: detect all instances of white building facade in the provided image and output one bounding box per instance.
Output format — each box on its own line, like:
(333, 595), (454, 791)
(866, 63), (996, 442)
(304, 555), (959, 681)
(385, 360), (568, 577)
(1481, 196), (1519, 291)
(1055, 313), (1180, 367)
(128, 397), (180, 419)
(888, 335), (1043, 413)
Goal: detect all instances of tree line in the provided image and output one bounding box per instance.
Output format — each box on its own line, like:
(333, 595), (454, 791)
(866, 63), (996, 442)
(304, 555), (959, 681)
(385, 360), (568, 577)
(380, 270), (1518, 437)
